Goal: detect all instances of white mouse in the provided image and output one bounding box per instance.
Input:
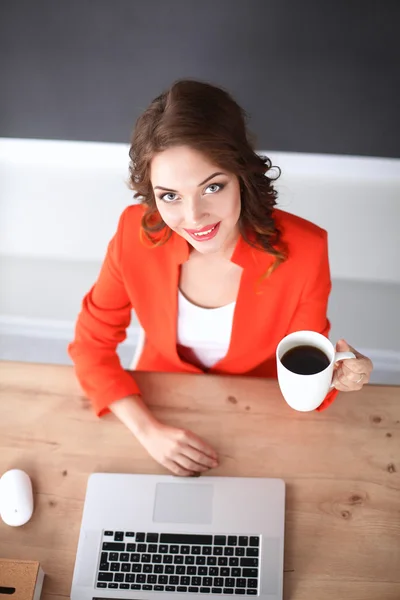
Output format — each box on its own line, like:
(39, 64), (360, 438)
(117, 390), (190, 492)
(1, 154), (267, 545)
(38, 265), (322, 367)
(0, 469), (34, 526)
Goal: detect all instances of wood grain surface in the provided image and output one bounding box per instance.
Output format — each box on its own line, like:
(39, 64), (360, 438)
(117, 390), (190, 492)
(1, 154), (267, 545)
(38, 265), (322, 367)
(0, 361), (399, 600)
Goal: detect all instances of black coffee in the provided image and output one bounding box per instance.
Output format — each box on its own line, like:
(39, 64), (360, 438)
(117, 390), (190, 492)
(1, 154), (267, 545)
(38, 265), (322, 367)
(281, 345), (330, 375)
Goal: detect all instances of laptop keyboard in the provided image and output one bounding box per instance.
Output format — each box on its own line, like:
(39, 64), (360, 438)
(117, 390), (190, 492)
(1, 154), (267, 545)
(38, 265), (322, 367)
(96, 531), (260, 594)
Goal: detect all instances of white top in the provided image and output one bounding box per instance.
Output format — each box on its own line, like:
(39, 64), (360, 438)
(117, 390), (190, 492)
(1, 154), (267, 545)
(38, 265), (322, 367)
(176, 290), (236, 369)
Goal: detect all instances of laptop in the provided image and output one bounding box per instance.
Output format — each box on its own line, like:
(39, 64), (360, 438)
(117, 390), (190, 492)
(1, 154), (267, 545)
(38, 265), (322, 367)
(71, 473), (285, 600)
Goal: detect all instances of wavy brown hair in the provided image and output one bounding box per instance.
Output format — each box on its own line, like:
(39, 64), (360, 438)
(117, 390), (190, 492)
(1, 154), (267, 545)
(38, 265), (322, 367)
(128, 79), (287, 269)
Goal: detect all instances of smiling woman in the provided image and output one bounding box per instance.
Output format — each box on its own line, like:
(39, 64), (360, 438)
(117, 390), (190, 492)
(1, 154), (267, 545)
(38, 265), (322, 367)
(68, 79), (373, 477)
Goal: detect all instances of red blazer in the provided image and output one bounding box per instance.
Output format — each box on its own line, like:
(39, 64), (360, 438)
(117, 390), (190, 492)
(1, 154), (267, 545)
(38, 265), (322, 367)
(69, 205), (338, 416)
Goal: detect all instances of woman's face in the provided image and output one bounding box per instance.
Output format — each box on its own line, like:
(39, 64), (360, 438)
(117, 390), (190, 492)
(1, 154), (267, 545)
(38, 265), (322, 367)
(151, 146), (241, 256)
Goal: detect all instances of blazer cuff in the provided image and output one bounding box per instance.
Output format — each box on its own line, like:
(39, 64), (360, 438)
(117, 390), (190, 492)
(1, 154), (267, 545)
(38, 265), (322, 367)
(316, 388), (339, 412)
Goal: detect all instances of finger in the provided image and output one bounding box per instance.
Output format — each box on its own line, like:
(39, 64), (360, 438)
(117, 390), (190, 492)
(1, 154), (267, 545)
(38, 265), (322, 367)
(183, 432), (218, 461)
(340, 362), (369, 383)
(164, 459), (196, 477)
(336, 357), (366, 374)
(336, 338), (363, 358)
(175, 453), (212, 472)
(180, 445), (218, 469)
(334, 366), (363, 391)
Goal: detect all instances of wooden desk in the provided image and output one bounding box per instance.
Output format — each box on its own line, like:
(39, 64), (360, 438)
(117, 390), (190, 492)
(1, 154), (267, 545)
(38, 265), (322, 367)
(0, 361), (399, 599)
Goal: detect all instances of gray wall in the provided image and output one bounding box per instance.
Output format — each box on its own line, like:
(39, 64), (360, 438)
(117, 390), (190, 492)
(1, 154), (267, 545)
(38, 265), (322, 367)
(1, 0), (399, 158)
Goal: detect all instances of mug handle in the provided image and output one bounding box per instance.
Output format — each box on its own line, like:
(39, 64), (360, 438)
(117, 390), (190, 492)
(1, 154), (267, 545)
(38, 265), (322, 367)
(330, 351), (356, 389)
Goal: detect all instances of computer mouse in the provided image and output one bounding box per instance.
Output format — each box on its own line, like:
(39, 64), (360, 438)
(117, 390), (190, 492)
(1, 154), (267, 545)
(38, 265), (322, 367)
(0, 469), (34, 526)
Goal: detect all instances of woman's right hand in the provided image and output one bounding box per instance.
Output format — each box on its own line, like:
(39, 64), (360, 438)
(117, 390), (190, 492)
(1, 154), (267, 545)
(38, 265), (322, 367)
(137, 420), (219, 476)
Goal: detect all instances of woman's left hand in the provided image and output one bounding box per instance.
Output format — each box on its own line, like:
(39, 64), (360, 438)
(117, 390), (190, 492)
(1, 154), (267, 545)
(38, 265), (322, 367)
(332, 339), (373, 392)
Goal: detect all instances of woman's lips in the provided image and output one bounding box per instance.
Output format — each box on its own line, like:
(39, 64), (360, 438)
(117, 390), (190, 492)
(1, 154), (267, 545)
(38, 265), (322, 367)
(184, 222), (221, 242)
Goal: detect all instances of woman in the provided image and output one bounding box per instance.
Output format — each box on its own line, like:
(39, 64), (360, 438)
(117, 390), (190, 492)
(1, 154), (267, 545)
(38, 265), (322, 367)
(69, 80), (373, 476)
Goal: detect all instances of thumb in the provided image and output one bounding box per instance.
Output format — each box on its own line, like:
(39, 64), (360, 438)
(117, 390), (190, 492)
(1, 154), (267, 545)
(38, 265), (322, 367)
(336, 338), (351, 352)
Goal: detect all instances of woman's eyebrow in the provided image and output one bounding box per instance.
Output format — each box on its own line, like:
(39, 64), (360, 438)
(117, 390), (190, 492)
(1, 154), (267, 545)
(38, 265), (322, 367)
(154, 171), (226, 192)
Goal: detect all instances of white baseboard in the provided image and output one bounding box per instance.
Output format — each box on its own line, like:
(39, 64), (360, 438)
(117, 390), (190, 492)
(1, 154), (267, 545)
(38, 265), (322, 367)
(0, 315), (399, 378)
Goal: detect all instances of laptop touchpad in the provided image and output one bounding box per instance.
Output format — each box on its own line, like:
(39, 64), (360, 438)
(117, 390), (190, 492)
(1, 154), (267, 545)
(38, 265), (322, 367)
(153, 483), (214, 524)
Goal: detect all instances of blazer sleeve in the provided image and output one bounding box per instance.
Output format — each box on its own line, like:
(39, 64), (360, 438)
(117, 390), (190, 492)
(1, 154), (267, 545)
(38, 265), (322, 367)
(68, 209), (140, 416)
(286, 230), (339, 411)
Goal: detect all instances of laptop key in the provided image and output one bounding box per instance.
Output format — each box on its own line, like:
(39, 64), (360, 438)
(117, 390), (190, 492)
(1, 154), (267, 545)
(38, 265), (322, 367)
(143, 564), (152, 573)
(230, 558), (239, 567)
(218, 557), (228, 566)
(221, 568), (230, 577)
(120, 553), (129, 562)
(101, 552), (108, 561)
(198, 567), (207, 576)
(226, 578), (235, 587)
(148, 575), (157, 584)
(130, 553), (140, 562)
(137, 574), (146, 583)
(187, 567), (197, 575)
(108, 583), (118, 589)
(181, 545), (190, 554)
(120, 584), (130, 589)
(203, 577), (212, 586)
(185, 556), (195, 565)
(242, 569), (258, 578)
(154, 586), (165, 591)
(115, 573), (124, 582)
(235, 590), (245, 595)
(202, 546), (212, 555)
(214, 536), (226, 546)
(138, 543), (147, 553)
(136, 532), (145, 542)
(176, 566), (185, 575)
(191, 577), (201, 586)
(212, 588), (223, 594)
(110, 563), (119, 572)
(166, 586), (176, 592)
(97, 582), (107, 588)
(238, 537), (248, 547)
(207, 556), (217, 565)
(155, 565), (164, 574)
(132, 564), (141, 573)
(160, 534), (213, 545)
(143, 585), (153, 590)
(104, 531), (113, 536)
(127, 543), (136, 552)
(189, 587), (199, 593)
(165, 565), (174, 574)
(114, 532), (124, 541)
(214, 578), (223, 587)
(177, 587), (188, 592)
(142, 554), (151, 563)
(248, 579), (258, 588)
(196, 556), (206, 565)
(246, 591), (257, 595)
(171, 545), (179, 554)
(121, 564), (130, 573)
(98, 572), (113, 582)
(235, 548), (245, 556)
(174, 556), (184, 565)
(214, 547), (223, 555)
(232, 568), (241, 577)
(100, 561), (109, 571)
(102, 542), (125, 551)
(126, 531), (135, 537)
(228, 536), (237, 546)
(200, 587), (211, 593)
(147, 533), (159, 543)
(237, 579), (246, 588)
(240, 558), (258, 567)
(148, 544), (158, 553)
(223, 589), (234, 595)
(163, 555), (173, 564)
(131, 584), (141, 590)
(181, 577), (190, 586)
(170, 576), (179, 585)
(192, 546), (201, 555)
(209, 567), (218, 576)
(160, 544), (169, 553)
(159, 575), (168, 584)
(224, 547), (234, 556)
(246, 548), (259, 557)
(249, 537), (259, 547)
(154, 554), (162, 563)
(126, 574), (135, 582)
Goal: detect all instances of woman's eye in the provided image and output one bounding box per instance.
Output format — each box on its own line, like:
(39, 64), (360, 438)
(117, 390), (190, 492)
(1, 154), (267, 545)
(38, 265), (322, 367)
(205, 183), (223, 194)
(161, 192), (178, 202)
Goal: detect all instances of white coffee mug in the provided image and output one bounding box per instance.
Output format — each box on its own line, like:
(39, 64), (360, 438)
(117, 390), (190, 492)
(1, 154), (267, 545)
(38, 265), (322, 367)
(276, 330), (356, 412)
